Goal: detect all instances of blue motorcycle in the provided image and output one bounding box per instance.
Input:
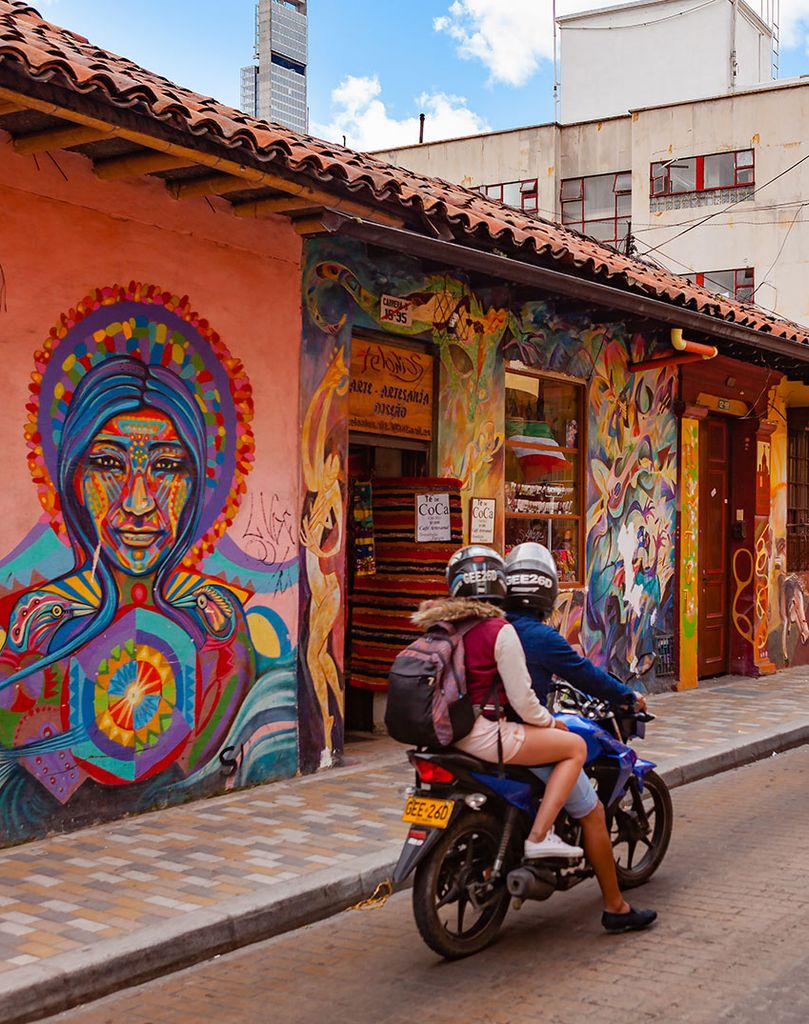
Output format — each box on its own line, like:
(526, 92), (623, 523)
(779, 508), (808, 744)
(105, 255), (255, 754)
(392, 682), (672, 959)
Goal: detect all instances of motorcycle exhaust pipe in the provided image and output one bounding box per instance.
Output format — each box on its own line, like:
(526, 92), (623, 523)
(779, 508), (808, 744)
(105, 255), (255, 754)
(506, 866), (556, 902)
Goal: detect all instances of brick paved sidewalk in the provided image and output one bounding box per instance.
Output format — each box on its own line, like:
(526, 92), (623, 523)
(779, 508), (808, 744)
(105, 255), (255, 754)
(2, 668), (809, 1024)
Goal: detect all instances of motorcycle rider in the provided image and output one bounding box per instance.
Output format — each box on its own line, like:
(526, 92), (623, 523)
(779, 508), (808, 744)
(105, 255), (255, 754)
(412, 545), (586, 860)
(505, 542), (657, 933)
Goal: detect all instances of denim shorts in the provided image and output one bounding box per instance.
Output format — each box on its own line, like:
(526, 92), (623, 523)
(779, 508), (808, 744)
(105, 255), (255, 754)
(530, 765), (599, 819)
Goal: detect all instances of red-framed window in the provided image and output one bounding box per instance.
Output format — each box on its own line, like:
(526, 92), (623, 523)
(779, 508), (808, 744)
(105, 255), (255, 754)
(683, 268), (754, 302)
(651, 149), (754, 198)
(560, 171), (631, 250)
(477, 179), (539, 212)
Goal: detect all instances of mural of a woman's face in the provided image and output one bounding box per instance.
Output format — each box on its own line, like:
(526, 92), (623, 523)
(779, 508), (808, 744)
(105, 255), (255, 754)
(79, 409), (195, 576)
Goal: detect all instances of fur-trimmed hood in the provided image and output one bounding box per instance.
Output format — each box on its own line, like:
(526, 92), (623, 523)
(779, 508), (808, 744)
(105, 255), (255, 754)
(411, 597), (505, 631)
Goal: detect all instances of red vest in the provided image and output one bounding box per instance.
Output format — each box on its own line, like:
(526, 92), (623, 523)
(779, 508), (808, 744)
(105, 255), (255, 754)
(463, 618), (508, 715)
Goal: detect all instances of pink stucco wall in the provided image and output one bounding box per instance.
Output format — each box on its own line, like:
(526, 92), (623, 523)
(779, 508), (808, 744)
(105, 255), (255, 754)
(0, 133), (303, 843)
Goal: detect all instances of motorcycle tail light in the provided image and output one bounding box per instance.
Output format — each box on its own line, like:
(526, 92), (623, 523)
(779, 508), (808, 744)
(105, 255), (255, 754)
(413, 759), (456, 785)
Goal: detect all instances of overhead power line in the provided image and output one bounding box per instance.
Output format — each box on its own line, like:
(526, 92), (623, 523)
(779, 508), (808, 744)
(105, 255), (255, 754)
(639, 148), (809, 259)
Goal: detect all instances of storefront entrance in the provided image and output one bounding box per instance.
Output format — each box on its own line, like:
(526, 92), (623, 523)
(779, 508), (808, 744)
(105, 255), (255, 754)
(698, 415), (730, 677)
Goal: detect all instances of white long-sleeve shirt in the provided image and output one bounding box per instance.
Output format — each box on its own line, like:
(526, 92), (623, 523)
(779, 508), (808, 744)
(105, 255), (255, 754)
(493, 623), (554, 728)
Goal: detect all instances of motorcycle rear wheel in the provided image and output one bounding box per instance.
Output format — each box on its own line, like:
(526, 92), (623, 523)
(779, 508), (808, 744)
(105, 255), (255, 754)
(610, 770), (672, 888)
(412, 811), (511, 960)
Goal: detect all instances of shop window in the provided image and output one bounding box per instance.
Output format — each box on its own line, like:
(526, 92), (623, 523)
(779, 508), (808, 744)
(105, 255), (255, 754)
(476, 178), (539, 213)
(683, 268), (754, 303)
(560, 172), (631, 252)
(650, 150), (754, 210)
(788, 409), (809, 572)
(505, 369), (584, 586)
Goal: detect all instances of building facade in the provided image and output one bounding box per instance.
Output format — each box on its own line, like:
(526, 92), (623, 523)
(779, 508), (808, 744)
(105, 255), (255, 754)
(558, 0), (774, 123)
(376, 77), (809, 328)
(2, 0), (809, 848)
(240, 0), (308, 132)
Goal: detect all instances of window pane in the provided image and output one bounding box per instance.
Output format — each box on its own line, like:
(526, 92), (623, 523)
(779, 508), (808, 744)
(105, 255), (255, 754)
(616, 192), (631, 216)
(561, 200), (581, 225)
(670, 157), (697, 193)
(737, 149), (754, 167)
(738, 267), (754, 285)
(737, 166), (754, 184)
(520, 178), (538, 194)
(522, 194), (538, 212)
(485, 184), (502, 199)
(614, 171), (632, 193)
(551, 519), (580, 583)
(583, 173), (616, 219)
(561, 177), (582, 201)
(585, 219), (617, 242)
(703, 270), (735, 296)
(704, 152), (736, 188)
(651, 162), (667, 194)
(502, 181), (521, 206)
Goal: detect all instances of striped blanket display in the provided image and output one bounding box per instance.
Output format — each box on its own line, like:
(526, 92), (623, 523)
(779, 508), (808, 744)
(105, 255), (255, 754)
(349, 478), (463, 691)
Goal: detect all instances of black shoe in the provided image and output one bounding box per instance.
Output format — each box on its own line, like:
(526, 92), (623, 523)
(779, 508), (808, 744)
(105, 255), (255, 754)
(601, 906), (658, 933)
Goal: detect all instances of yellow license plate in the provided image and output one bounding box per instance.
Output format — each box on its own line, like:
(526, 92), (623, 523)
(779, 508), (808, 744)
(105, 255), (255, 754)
(402, 795), (454, 829)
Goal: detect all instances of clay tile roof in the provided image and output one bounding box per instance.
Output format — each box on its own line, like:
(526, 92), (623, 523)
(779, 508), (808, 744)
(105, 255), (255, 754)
(1, 0), (808, 348)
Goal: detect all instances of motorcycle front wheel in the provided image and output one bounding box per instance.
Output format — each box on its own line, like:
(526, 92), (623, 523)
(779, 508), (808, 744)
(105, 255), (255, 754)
(412, 811), (511, 960)
(610, 769), (673, 888)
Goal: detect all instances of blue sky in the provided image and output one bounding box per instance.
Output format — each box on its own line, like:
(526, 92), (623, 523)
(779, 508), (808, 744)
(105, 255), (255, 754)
(34, 1), (809, 149)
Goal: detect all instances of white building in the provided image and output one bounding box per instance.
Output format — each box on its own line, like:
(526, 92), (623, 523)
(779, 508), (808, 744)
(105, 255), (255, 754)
(240, 0), (308, 133)
(374, 2), (807, 326)
(559, 0), (774, 123)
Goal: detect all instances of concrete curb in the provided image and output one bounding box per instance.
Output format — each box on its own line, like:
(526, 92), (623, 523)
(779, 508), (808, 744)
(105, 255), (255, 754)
(6, 720), (809, 1024)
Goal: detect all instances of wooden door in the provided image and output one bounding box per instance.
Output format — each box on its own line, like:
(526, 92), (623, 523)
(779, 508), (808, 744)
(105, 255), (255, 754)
(698, 416), (730, 677)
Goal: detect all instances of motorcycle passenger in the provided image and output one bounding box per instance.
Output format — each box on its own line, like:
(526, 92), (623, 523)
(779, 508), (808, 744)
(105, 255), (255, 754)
(412, 545), (587, 860)
(505, 542), (657, 933)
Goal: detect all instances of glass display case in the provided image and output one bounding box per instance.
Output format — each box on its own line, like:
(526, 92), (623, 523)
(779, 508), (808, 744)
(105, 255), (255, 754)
(504, 369), (584, 585)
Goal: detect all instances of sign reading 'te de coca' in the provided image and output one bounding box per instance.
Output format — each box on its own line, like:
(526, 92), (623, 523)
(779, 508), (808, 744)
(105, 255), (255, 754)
(416, 493), (451, 543)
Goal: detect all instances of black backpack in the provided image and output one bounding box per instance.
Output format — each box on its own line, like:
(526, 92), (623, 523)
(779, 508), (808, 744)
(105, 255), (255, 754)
(384, 620), (477, 749)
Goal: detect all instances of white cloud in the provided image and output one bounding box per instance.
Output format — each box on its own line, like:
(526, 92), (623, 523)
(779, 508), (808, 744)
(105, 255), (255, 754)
(311, 74), (490, 151)
(434, 1), (809, 87)
(433, 0), (611, 87)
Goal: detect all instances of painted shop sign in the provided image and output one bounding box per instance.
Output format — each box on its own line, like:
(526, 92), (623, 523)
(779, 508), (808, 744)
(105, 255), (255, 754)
(416, 492), (451, 542)
(349, 339), (434, 440)
(470, 497), (496, 544)
(380, 294), (414, 327)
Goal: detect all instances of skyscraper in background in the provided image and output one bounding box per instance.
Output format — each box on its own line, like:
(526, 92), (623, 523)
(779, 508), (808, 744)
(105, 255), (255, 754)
(240, 0), (308, 132)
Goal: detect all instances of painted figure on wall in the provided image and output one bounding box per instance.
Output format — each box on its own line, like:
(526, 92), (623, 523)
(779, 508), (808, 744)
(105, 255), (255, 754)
(506, 306), (677, 684)
(299, 349), (349, 764)
(0, 285), (297, 840)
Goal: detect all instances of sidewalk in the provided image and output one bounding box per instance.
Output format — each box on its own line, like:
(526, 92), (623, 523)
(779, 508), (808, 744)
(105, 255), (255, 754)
(3, 668), (809, 1024)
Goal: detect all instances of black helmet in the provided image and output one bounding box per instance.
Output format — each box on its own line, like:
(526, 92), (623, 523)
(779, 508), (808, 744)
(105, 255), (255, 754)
(504, 543), (559, 615)
(446, 545), (507, 603)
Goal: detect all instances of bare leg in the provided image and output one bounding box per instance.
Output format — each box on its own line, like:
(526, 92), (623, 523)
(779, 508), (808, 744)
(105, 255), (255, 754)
(508, 728), (586, 841)
(578, 802), (630, 913)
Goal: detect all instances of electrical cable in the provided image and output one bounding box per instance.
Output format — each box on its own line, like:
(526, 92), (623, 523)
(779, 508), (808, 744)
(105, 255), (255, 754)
(563, 0), (721, 31)
(752, 204), (802, 296)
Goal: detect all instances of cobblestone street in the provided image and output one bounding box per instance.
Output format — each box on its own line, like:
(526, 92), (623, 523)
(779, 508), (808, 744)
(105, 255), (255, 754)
(43, 744), (809, 1024)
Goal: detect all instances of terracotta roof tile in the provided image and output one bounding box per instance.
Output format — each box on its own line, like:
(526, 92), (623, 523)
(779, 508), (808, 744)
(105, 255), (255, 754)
(1, 0), (808, 347)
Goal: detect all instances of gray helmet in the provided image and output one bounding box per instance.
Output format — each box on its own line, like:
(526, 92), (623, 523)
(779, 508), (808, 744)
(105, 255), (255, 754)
(446, 545), (507, 603)
(504, 543), (559, 615)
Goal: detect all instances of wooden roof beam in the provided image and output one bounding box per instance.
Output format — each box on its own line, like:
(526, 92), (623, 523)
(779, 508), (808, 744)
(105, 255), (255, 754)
(233, 190), (403, 226)
(94, 151), (197, 180)
(13, 124), (112, 155)
(0, 84), (403, 227)
(169, 173), (262, 200)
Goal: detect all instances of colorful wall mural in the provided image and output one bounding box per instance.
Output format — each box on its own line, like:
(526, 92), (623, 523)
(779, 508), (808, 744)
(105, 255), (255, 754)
(767, 381), (809, 668)
(505, 304), (678, 686)
(678, 417), (700, 688)
(0, 285), (298, 844)
(298, 240), (679, 771)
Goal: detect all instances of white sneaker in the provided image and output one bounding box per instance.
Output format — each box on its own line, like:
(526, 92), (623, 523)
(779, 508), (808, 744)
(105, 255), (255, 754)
(524, 828), (583, 860)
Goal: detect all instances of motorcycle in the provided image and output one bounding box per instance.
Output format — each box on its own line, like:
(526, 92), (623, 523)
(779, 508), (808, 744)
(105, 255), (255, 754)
(392, 682), (673, 959)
